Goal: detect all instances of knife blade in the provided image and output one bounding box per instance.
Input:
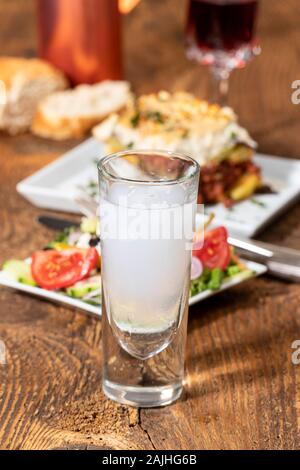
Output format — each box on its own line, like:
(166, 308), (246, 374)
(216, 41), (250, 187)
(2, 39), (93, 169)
(37, 215), (80, 231)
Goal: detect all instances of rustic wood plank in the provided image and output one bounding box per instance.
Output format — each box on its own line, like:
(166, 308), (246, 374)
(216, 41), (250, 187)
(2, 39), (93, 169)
(0, 0), (300, 450)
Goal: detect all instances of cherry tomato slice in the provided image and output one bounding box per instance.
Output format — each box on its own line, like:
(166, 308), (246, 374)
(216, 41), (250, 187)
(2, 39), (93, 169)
(31, 248), (99, 290)
(193, 226), (231, 270)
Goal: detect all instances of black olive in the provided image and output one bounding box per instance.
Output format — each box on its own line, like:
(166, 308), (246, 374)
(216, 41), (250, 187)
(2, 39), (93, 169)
(89, 237), (100, 247)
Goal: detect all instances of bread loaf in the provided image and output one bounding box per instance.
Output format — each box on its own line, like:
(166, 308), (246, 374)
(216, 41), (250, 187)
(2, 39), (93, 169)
(0, 57), (68, 135)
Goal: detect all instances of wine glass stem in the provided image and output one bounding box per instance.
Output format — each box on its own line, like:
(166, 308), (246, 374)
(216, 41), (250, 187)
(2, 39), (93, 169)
(212, 67), (231, 106)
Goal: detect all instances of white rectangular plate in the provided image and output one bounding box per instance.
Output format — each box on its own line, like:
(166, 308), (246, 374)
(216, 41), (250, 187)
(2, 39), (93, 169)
(0, 260), (267, 317)
(206, 153), (300, 237)
(17, 138), (300, 237)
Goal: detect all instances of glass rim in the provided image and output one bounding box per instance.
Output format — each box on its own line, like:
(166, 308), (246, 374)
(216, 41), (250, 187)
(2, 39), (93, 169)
(97, 149), (200, 186)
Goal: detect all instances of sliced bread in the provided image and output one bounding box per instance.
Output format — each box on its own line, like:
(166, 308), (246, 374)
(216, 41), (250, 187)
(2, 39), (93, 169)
(31, 81), (131, 140)
(0, 57), (68, 135)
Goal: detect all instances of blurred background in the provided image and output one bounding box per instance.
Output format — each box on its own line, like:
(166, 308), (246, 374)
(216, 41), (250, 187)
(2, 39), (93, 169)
(1, 2), (300, 452)
(0, 0), (299, 157)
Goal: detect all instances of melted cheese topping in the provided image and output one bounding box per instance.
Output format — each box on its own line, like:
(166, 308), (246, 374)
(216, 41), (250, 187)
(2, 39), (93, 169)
(94, 91), (256, 165)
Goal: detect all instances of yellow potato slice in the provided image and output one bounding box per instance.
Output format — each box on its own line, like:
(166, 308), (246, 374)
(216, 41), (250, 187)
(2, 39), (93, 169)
(230, 173), (261, 201)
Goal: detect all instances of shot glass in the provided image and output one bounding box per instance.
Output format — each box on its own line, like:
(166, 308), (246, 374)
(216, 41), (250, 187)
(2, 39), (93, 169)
(98, 150), (200, 407)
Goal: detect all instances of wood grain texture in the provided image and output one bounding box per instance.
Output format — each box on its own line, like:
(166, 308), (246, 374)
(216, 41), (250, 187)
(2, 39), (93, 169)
(0, 0), (300, 450)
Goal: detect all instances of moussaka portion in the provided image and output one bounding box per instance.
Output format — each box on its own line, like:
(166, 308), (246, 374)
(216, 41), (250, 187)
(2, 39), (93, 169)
(93, 91), (260, 205)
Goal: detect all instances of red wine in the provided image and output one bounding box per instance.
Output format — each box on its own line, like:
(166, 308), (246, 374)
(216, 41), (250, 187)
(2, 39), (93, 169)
(186, 0), (258, 52)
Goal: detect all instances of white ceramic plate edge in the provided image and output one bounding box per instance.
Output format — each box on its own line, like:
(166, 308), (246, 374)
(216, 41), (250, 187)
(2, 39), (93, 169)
(16, 140), (300, 237)
(0, 271), (101, 317)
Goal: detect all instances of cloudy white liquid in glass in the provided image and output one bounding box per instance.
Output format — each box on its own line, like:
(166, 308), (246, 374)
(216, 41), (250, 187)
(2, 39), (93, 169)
(100, 182), (195, 360)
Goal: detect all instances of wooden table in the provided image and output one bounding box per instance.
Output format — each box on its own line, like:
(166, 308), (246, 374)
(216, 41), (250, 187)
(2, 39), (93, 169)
(1, 0), (300, 450)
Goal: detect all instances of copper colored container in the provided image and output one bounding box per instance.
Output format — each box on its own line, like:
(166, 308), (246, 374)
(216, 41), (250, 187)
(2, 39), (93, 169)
(36, 0), (123, 85)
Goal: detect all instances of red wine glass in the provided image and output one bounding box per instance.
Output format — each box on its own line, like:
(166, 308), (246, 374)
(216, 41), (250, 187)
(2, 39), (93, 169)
(185, 0), (261, 104)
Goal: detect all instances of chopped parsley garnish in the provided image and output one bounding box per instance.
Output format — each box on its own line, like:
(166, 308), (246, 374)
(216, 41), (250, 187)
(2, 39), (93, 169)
(131, 110), (165, 127)
(131, 112), (141, 128)
(86, 180), (98, 198)
(144, 111), (164, 124)
(251, 198), (267, 208)
(78, 180), (98, 199)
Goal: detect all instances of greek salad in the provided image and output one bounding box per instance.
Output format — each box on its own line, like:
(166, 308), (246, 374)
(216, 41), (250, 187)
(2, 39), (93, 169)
(2, 219), (252, 307)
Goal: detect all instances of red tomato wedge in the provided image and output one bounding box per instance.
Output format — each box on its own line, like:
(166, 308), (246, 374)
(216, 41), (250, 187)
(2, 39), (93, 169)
(193, 226), (231, 270)
(31, 248), (99, 290)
